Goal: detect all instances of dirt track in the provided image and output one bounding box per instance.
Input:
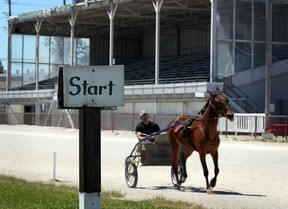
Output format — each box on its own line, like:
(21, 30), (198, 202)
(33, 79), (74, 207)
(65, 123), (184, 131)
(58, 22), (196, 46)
(0, 125), (288, 209)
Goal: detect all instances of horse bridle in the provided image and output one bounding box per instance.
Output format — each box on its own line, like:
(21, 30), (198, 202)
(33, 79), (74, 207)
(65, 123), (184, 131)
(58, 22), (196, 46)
(209, 94), (230, 118)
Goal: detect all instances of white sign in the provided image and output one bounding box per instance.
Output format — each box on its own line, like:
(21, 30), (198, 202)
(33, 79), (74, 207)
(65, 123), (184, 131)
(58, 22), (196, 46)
(63, 65), (124, 107)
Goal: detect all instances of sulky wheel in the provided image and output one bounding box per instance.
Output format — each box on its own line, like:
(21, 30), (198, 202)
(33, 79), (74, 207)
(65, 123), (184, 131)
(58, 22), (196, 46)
(125, 158), (138, 188)
(171, 166), (184, 187)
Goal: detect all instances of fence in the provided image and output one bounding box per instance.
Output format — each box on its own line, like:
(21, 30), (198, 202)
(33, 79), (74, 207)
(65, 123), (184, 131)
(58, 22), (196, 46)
(107, 113), (268, 136)
(0, 111), (79, 129)
(0, 111), (287, 139)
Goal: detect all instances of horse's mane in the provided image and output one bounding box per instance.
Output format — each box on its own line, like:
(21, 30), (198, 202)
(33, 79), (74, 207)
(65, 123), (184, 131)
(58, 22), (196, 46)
(197, 100), (209, 116)
(167, 99), (210, 128)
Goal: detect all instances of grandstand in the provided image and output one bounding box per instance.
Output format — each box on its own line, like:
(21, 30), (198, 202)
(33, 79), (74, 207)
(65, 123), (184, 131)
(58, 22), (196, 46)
(124, 54), (210, 84)
(1, 0), (288, 128)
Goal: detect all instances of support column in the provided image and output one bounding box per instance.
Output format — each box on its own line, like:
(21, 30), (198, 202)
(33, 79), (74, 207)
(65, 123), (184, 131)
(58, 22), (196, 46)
(35, 19), (42, 126)
(210, 0), (217, 82)
(35, 19), (42, 90)
(69, 12), (78, 66)
(6, 23), (12, 91)
(153, 0), (163, 84)
(265, 0), (272, 129)
(108, 1), (118, 66)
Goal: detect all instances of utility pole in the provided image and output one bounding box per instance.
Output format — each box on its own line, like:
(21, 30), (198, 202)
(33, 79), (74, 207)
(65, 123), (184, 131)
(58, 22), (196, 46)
(265, 0), (272, 130)
(8, 0), (12, 16)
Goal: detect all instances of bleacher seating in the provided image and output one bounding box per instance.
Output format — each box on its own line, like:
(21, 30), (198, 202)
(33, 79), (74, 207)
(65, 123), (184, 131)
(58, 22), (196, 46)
(124, 54), (210, 84)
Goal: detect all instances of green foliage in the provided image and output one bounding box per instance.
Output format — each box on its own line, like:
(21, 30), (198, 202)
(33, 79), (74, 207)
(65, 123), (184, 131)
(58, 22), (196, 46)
(0, 175), (206, 209)
(0, 60), (5, 74)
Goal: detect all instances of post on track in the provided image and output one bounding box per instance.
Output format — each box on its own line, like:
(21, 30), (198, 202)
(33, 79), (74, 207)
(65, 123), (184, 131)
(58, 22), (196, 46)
(79, 106), (101, 209)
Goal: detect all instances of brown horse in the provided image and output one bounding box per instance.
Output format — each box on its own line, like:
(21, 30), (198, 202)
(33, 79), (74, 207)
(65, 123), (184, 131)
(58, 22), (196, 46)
(167, 88), (234, 194)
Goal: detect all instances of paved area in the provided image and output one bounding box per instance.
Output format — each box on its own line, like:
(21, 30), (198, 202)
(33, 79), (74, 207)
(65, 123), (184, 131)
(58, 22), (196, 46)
(0, 125), (288, 209)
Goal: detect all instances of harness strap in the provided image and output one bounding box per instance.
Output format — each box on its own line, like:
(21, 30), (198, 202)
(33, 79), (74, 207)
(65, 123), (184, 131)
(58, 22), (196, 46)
(182, 123), (206, 152)
(197, 124), (205, 138)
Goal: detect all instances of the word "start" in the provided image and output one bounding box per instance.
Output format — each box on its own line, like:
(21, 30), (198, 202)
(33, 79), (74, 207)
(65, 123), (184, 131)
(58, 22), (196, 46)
(68, 76), (115, 96)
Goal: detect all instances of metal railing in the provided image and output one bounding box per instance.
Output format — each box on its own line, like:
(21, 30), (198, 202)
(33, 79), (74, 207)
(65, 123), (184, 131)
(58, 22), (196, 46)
(124, 81), (220, 96)
(0, 89), (55, 102)
(220, 77), (264, 113)
(1, 112), (287, 139)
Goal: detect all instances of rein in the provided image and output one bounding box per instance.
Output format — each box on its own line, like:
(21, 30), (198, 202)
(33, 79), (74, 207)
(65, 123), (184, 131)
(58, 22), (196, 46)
(184, 98), (224, 142)
(183, 93), (230, 144)
(197, 95), (229, 121)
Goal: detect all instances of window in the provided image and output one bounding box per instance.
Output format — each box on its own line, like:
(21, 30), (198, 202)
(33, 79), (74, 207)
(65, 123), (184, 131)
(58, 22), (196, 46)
(11, 35), (22, 62)
(216, 41), (234, 78)
(235, 1), (252, 40)
(217, 0), (234, 40)
(39, 36), (50, 63)
(10, 34), (90, 87)
(235, 42), (251, 72)
(23, 36), (35, 63)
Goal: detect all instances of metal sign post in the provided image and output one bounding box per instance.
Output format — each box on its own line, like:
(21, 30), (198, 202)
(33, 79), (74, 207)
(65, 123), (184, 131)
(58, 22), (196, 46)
(58, 65), (124, 209)
(79, 106), (101, 209)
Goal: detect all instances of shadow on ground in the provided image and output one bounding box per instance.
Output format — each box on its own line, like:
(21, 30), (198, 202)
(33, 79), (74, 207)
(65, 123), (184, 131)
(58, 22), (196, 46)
(146, 186), (266, 197)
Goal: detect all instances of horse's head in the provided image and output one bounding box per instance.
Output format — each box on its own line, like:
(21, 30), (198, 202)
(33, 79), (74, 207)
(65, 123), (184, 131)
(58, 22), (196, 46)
(208, 87), (234, 121)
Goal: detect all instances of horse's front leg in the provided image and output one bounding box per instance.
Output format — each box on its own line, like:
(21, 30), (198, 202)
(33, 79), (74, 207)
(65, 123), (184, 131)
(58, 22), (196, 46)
(199, 152), (214, 194)
(210, 150), (219, 188)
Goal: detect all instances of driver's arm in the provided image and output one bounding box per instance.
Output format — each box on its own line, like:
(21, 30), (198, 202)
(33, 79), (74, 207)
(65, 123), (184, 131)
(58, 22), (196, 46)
(136, 132), (147, 141)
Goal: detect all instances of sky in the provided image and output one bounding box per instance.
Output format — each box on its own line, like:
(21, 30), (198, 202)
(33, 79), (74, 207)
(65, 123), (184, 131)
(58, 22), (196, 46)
(0, 0), (73, 70)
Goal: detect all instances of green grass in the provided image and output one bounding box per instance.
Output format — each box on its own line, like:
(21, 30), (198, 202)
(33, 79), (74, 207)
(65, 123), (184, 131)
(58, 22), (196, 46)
(224, 135), (288, 143)
(0, 175), (77, 209)
(0, 175), (206, 209)
(257, 138), (288, 143)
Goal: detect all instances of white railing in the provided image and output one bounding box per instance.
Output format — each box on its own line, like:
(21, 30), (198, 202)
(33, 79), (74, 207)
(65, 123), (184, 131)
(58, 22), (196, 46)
(124, 82), (223, 96)
(0, 112), (281, 136)
(0, 89), (55, 101)
(218, 113), (266, 134)
(101, 112), (268, 135)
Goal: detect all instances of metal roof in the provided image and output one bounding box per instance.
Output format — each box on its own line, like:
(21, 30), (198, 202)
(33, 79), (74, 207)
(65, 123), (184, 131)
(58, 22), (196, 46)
(9, 0), (211, 38)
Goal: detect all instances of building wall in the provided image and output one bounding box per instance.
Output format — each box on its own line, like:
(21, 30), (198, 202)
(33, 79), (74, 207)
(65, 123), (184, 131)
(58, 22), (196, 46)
(215, 0), (288, 79)
(214, 0), (288, 114)
(235, 59), (288, 115)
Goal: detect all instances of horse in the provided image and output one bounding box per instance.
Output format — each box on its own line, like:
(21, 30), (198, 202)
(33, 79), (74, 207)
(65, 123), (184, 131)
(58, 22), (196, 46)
(167, 87), (234, 194)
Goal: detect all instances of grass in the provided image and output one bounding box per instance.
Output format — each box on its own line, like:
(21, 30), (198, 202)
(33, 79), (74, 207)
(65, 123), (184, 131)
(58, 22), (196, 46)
(223, 135), (288, 143)
(0, 175), (206, 209)
(0, 175), (77, 209)
(256, 138), (288, 143)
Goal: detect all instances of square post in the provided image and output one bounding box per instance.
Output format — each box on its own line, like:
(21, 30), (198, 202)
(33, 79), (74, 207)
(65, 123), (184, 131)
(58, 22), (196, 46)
(79, 106), (101, 209)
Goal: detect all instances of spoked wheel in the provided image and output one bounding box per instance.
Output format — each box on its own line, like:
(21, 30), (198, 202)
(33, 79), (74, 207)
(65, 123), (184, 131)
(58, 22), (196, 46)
(171, 166), (184, 187)
(125, 157), (138, 188)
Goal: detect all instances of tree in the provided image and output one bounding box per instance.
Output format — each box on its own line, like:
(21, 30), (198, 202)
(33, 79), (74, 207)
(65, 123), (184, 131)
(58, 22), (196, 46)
(47, 36), (89, 65)
(0, 60), (5, 74)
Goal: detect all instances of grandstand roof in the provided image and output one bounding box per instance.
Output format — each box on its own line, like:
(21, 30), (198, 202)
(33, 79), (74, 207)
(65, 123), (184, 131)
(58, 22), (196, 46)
(9, 0), (211, 37)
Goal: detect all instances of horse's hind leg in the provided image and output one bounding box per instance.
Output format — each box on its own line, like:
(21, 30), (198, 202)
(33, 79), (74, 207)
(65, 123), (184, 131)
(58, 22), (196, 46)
(169, 138), (182, 188)
(180, 148), (193, 183)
